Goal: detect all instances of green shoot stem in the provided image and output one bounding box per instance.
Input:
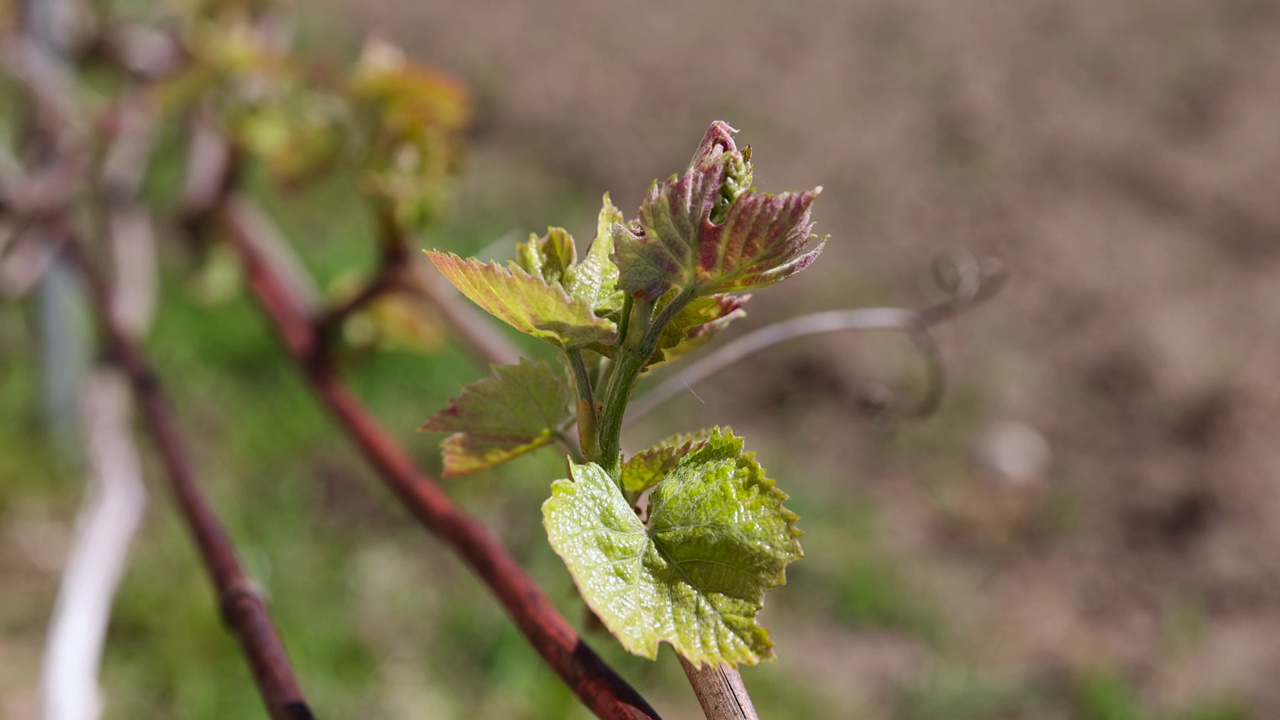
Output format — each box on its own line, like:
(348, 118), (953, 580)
(615, 294), (634, 349)
(593, 289), (695, 479)
(595, 294), (632, 405)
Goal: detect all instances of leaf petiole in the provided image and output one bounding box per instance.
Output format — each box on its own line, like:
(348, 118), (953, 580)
(615, 293), (634, 349)
(565, 348), (600, 458)
(553, 428), (587, 465)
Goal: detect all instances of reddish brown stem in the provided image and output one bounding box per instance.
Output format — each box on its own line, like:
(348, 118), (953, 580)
(220, 196), (660, 720)
(313, 207), (408, 340)
(312, 268), (400, 345)
(60, 230), (313, 720)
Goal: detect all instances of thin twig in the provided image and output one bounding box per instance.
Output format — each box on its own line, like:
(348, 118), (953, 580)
(0, 153), (86, 217)
(93, 24), (186, 80)
(61, 229), (315, 720)
(312, 269), (400, 345)
(313, 207), (409, 343)
(312, 202), (523, 368)
(105, 208), (157, 336)
(0, 35), (79, 143)
(626, 255), (1006, 427)
(219, 195), (660, 720)
(101, 95), (158, 337)
(222, 197), (322, 315)
(178, 117), (235, 227)
(625, 308), (937, 425)
(0, 222), (63, 297)
(566, 348), (600, 458)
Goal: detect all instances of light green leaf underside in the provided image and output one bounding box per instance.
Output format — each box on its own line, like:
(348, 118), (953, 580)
(543, 428), (802, 667)
(421, 358), (572, 477)
(565, 194), (625, 316)
(425, 251), (617, 349)
(649, 292), (748, 367)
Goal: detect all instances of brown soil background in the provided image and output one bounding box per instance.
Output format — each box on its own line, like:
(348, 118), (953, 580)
(313, 1), (1280, 716)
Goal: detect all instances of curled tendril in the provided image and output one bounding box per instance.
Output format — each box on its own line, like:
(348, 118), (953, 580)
(624, 248), (1006, 427)
(920, 248), (1006, 325)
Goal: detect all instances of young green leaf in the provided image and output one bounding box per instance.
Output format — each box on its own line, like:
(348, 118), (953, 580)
(425, 251), (617, 350)
(612, 121), (824, 301)
(515, 227), (576, 286)
(543, 428), (802, 667)
(565, 194), (626, 316)
(421, 359), (572, 477)
(620, 429), (715, 494)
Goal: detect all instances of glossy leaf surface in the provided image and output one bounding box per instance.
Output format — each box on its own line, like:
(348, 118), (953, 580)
(543, 428), (802, 667)
(620, 429), (715, 494)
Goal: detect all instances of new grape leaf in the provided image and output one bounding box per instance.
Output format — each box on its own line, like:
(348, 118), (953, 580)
(612, 121), (824, 301)
(425, 251), (617, 350)
(565, 194), (626, 316)
(421, 359), (572, 477)
(619, 429), (715, 494)
(515, 227), (576, 286)
(649, 292), (749, 366)
(543, 428), (802, 667)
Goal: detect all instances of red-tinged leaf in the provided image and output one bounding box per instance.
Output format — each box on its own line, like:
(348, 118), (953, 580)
(420, 359), (572, 477)
(425, 251), (617, 350)
(613, 122), (824, 300)
(612, 174), (723, 301)
(697, 189), (825, 294)
(649, 292), (749, 366)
